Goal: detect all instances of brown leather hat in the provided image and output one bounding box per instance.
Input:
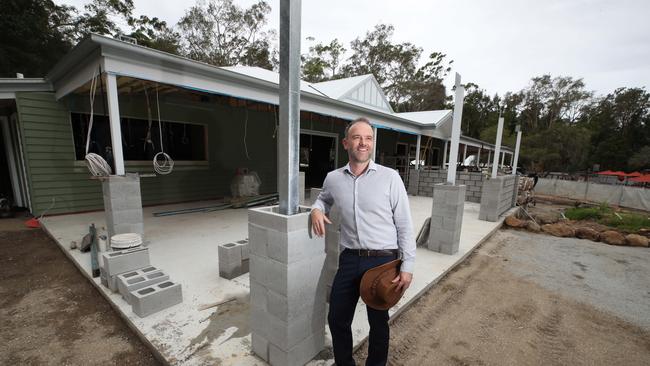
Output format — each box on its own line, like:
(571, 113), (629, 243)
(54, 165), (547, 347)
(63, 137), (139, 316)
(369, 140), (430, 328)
(360, 259), (406, 311)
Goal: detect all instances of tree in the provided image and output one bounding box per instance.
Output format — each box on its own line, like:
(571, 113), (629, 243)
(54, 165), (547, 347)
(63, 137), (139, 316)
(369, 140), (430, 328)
(177, 0), (275, 68)
(341, 24), (423, 109)
(0, 0), (72, 77)
(301, 38), (346, 82)
(628, 146), (650, 170)
(396, 52), (451, 112)
(581, 87), (650, 171)
(517, 75), (592, 131)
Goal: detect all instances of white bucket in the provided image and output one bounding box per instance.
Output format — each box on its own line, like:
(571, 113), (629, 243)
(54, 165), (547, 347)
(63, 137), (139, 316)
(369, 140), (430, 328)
(110, 233), (143, 250)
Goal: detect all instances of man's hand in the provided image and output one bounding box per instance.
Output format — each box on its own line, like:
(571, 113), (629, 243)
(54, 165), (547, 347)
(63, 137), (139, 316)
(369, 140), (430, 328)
(391, 272), (413, 292)
(310, 208), (332, 237)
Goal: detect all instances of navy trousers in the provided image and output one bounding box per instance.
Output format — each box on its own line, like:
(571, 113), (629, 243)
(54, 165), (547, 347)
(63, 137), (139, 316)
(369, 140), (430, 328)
(328, 250), (398, 366)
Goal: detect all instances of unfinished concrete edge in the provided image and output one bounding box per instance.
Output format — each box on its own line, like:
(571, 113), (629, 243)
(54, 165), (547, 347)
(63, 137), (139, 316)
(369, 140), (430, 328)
(39, 222), (171, 366)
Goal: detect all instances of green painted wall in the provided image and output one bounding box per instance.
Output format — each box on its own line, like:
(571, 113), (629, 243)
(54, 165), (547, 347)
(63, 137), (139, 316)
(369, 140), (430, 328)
(17, 92), (280, 215)
(16, 92), (101, 215)
(16, 91), (353, 215)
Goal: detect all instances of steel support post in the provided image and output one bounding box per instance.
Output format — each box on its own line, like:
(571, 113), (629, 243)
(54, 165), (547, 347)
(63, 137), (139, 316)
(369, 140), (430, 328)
(106, 73), (125, 175)
(491, 116), (504, 178)
(446, 73), (464, 184)
(278, 0), (302, 215)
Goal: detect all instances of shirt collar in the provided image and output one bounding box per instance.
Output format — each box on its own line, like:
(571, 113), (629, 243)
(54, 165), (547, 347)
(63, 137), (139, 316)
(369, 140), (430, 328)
(344, 160), (377, 176)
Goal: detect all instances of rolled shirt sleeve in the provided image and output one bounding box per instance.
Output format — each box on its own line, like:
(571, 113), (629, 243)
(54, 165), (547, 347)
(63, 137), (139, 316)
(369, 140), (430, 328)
(311, 174), (334, 215)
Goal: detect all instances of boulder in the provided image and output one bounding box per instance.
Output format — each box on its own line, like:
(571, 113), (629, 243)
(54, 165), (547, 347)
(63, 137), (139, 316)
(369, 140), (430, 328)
(533, 211), (561, 225)
(600, 230), (626, 246)
(526, 221), (541, 233)
(625, 234), (649, 248)
(575, 227), (600, 242)
(505, 215), (526, 228)
(541, 223), (575, 238)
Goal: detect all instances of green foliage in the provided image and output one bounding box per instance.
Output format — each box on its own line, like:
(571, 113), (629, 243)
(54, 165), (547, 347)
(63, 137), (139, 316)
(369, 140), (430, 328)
(337, 24), (451, 111)
(628, 146), (650, 170)
(0, 0), (72, 77)
(565, 204), (649, 232)
(301, 38), (346, 82)
(600, 212), (650, 232)
(177, 0), (275, 68)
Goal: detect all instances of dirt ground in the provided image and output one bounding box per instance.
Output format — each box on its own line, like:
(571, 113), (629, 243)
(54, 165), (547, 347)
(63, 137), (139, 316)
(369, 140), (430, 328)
(0, 219), (160, 365)
(355, 229), (650, 366)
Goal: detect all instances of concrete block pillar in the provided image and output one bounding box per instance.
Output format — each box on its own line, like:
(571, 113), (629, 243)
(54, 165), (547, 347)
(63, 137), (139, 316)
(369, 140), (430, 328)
(408, 170), (421, 196)
(102, 173), (144, 239)
(248, 205), (327, 366)
(479, 177), (507, 222)
(428, 183), (466, 255)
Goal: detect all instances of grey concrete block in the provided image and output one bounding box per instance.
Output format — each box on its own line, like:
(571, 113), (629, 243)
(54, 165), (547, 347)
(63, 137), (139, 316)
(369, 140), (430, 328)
(266, 255), (326, 297)
(266, 311), (325, 351)
(248, 206), (312, 233)
(249, 223), (268, 257)
(266, 285), (326, 323)
(250, 279), (268, 311)
(267, 228), (325, 264)
(219, 242), (242, 265)
(251, 304), (270, 338)
(118, 267), (169, 304)
(131, 280), (183, 318)
(268, 330), (325, 366)
(252, 333), (269, 362)
(101, 247), (150, 277)
(239, 241), (250, 260)
(249, 254), (270, 287)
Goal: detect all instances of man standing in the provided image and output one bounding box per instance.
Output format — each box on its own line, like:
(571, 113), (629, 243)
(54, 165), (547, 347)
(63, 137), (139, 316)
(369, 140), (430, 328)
(311, 117), (416, 366)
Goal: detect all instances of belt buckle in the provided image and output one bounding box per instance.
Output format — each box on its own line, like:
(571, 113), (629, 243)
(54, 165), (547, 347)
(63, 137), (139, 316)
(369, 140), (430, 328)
(361, 249), (369, 257)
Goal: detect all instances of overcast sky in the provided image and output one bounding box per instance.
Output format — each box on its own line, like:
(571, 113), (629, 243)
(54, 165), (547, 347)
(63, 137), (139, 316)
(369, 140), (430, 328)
(57, 0), (650, 97)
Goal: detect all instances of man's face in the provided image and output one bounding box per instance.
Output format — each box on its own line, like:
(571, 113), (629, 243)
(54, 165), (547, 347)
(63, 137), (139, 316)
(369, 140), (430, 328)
(343, 122), (374, 164)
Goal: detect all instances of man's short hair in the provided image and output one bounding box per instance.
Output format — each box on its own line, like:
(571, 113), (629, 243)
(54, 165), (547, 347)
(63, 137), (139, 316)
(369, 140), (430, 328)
(344, 117), (373, 138)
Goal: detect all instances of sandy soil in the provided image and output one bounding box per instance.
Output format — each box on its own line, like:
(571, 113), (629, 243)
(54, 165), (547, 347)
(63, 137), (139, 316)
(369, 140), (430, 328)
(0, 226), (160, 365)
(355, 229), (650, 366)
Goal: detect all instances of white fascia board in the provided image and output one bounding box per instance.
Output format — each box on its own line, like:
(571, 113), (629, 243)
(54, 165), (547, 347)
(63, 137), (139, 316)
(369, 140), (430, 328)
(0, 92), (16, 99)
(54, 52), (102, 100)
(101, 55), (423, 135)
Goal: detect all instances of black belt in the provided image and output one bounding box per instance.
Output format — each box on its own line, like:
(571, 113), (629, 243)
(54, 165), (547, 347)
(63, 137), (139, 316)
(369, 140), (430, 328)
(344, 249), (399, 257)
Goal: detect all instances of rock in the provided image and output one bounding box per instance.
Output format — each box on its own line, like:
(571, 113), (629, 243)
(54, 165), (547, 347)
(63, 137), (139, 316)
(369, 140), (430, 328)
(505, 215), (526, 228)
(575, 227), (600, 242)
(533, 211), (561, 225)
(600, 230), (626, 246)
(526, 221), (541, 233)
(541, 223), (575, 237)
(626, 234), (649, 247)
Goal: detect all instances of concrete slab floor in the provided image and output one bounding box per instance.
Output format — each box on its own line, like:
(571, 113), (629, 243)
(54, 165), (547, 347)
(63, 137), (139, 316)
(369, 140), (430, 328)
(40, 196), (512, 365)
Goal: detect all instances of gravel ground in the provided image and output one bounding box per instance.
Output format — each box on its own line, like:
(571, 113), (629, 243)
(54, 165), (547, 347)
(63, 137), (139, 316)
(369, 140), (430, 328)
(354, 229), (650, 366)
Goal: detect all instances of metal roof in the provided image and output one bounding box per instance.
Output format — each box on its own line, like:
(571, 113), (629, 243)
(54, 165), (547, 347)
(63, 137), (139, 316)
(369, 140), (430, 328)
(21, 34), (513, 151)
(311, 75), (372, 99)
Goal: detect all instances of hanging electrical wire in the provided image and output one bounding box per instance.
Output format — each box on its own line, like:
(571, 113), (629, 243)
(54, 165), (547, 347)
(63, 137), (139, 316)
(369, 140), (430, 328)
(84, 68), (112, 176)
(153, 84), (174, 175)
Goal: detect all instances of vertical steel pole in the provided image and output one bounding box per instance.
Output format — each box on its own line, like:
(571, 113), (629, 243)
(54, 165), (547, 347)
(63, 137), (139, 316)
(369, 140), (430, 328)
(491, 115), (504, 178)
(446, 73), (464, 184)
(477, 146), (482, 167)
(513, 131), (522, 172)
(278, 0), (301, 215)
(415, 134), (421, 170)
